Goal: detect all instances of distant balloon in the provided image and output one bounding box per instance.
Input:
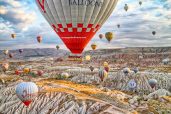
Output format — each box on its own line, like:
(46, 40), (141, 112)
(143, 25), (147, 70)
(152, 31), (156, 36)
(148, 79), (157, 89)
(37, 70), (44, 76)
(133, 67), (139, 73)
(123, 67), (131, 75)
(37, 36), (42, 43)
(56, 45), (60, 50)
(117, 24), (120, 28)
(9, 53), (13, 58)
(139, 1), (142, 6)
(89, 66), (94, 72)
(36, 0), (119, 54)
(124, 4), (129, 12)
(104, 66), (110, 73)
(23, 68), (30, 74)
(128, 79), (137, 90)
(99, 34), (104, 39)
(19, 49), (23, 54)
(2, 63), (9, 72)
(105, 32), (114, 43)
(61, 72), (69, 78)
(98, 68), (108, 82)
(103, 62), (109, 67)
(162, 58), (170, 65)
(11, 34), (16, 39)
(3, 50), (9, 55)
(91, 43), (97, 50)
(16, 82), (38, 106)
(85, 55), (91, 61)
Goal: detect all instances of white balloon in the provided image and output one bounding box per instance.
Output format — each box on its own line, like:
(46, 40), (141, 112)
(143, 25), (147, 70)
(128, 80), (136, 89)
(16, 82), (38, 106)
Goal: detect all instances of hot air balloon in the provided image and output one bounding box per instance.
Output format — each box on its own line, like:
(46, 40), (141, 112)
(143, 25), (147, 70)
(19, 49), (23, 54)
(148, 79), (157, 89)
(103, 62), (109, 67)
(37, 70), (44, 76)
(9, 53), (13, 58)
(139, 1), (142, 6)
(3, 50), (9, 55)
(117, 24), (120, 28)
(11, 34), (16, 39)
(85, 55), (91, 61)
(99, 34), (104, 39)
(162, 58), (170, 65)
(37, 36), (42, 43)
(133, 67), (139, 73)
(89, 66), (94, 72)
(15, 70), (22, 75)
(56, 45), (60, 50)
(24, 68), (30, 74)
(16, 82), (38, 106)
(104, 66), (110, 72)
(152, 31), (156, 36)
(91, 43), (97, 50)
(61, 72), (70, 78)
(123, 67), (131, 75)
(105, 32), (114, 42)
(98, 68), (108, 82)
(2, 63), (9, 72)
(128, 79), (137, 90)
(36, 0), (119, 54)
(124, 4), (128, 12)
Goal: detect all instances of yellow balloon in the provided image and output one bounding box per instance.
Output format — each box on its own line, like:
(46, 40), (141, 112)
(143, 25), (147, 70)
(91, 43), (97, 50)
(24, 68), (30, 74)
(85, 55), (91, 61)
(105, 32), (114, 42)
(103, 62), (109, 67)
(104, 71), (108, 78)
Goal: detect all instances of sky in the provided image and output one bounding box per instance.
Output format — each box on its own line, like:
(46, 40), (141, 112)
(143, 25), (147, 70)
(0, 0), (171, 51)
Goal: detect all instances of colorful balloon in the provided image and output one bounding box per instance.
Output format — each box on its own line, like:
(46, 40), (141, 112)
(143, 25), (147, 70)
(11, 34), (16, 39)
(89, 66), (94, 72)
(91, 43), (97, 50)
(2, 63), (9, 72)
(148, 79), (157, 89)
(123, 67), (131, 75)
(56, 45), (60, 50)
(37, 70), (44, 76)
(124, 4), (128, 12)
(36, 0), (119, 54)
(16, 82), (38, 106)
(98, 68), (108, 82)
(3, 50), (9, 55)
(128, 79), (137, 90)
(105, 32), (114, 42)
(9, 53), (13, 58)
(104, 66), (110, 73)
(19, 49), (23, 54)
(99, 34), (104, 39)
(85, 55), (91, 61)
(37, 36), (42, 43)
(23, 68), (30, 74)
(61, 72), (69, 78)
(103, 62), (109, 67)
(133, 67), (139, 73)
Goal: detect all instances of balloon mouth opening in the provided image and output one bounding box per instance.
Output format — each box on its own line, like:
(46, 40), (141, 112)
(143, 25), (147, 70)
(23, 100), (32, 107)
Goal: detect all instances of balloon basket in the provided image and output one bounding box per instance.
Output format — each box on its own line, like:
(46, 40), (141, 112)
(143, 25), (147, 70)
(67, 54), (83, 62)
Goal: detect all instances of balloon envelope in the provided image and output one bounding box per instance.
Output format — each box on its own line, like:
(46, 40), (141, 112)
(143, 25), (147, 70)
(36, 0), (119, 54)
(37, 36), (42, 43)
(11, 34), (16, 39)
(3, 50), (9, 55)
(105, 32), (114, 42)
(19, 49), (23, 54)
(91, 43), (97, 50)
(148, 79), (157, 89)
(128, 79), (137, 90)
(99, 34), (104, 39)
(98, 68), (108, 82)
(85, 55), (91, 61)
(16, 82), (38, 106)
